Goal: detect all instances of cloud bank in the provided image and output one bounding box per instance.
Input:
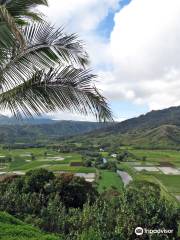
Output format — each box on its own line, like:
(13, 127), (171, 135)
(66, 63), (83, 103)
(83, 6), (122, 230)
(106, 0), (180, 110)
(41, 0), (180, 120)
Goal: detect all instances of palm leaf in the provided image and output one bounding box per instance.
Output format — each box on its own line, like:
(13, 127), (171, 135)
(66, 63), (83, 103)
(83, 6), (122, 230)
(0, 5), (25, 49)
(0, 67), (113, 122)
(0, 22), (89, 89)
(0, 0), (48, 54)
(0, 0), (48, 18)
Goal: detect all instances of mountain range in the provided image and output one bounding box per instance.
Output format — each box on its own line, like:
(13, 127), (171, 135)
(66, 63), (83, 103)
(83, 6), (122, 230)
(83, 106), (180, 149)
(0, 115), (108, 144)
(1, 106), (180, 148)
(0, 115), (55, 125)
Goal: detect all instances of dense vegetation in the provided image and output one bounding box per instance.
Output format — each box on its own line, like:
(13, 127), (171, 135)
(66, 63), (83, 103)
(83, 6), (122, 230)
(0, 211), (60, 240)
(0, 118), (108, 143)
(2, 105), (180, 147)
(73, 106), (180, 149)
(0, 169), (179, 240)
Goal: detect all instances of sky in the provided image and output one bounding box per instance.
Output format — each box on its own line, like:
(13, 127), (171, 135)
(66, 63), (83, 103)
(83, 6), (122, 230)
(39, 0), (180, 122)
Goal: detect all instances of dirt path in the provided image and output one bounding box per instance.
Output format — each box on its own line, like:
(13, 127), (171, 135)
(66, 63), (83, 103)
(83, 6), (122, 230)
(117, 170), (132, 186)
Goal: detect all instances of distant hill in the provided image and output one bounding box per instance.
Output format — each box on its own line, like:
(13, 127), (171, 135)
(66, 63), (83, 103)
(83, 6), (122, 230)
(84, 106), (180, 149)
(99, 106), (180, 133)
(2, 106), (180, 148)
(0, 119), (108, 144)
(0, 115), (55, 125)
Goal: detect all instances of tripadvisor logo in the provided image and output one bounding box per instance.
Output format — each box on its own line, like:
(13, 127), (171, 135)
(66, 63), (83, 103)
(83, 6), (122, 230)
(135, 227), (143, 236)
(135, 226), (174, 236)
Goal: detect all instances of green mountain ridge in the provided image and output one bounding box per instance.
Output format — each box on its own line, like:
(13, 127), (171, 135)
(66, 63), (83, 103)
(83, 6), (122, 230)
(0, 120), (108, 143)
(81, 106), (180, 149)
(99, 106), (180, 134)
(2, 106), (180, 148)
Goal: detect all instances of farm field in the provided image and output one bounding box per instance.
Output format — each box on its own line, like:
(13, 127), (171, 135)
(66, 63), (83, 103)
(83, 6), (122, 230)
(117, 148), (180, 204)
(0, 147), (95, 175)
(97, 170), (124, 193)
(0, 146), (180, 203)
(129, 149), (180, 167)
(155, 175), (180, 194)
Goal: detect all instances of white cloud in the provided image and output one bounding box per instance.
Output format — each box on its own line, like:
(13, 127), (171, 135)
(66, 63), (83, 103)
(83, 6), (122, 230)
(107, 0), (180, 110)
(39, 0), (180, 121)
(40, 0), (120, 71)
(40, 0), (120, 32)
(47, 111), (97, 122)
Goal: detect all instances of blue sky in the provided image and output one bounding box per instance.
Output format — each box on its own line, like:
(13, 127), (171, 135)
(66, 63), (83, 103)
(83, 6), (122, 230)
(98, 0), (132, 39)
(42, 0), (180, 121)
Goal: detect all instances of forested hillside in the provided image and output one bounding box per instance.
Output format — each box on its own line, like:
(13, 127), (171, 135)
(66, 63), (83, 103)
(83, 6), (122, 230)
(0, 120), (108, 143)
(78, 106), (180, 149)
(2, 106), (180, 148)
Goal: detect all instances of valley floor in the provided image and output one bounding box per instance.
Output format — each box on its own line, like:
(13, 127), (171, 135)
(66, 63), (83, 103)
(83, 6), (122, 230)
(0, 146), (179, 203)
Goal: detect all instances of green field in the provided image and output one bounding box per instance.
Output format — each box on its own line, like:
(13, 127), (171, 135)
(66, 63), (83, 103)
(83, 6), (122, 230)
(0, 146), (180, 204)
(129, 149), (180, 167)
(0, 211), (60, 240)
(97, 170), (124, 193)
(116, 148), (180, 203)
(154, 175), (180, 194)
(0, 148), (95, 174)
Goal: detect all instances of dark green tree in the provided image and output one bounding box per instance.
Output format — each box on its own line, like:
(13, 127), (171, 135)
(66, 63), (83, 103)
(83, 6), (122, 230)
(115, 181), (179, 240)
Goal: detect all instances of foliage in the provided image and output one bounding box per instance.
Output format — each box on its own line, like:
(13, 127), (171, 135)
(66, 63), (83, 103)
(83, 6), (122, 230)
(0, 120), (107, 143)
(95, 157), (117, 171)
(117, 150), (138, 162)
(0, 1), (112, 122)
(0, 171), (179, 239)
(83, 159), (92, 167)
(115, 181), (179, 240)
(73, 105), (180, 149)
(0, 169), (97, 216)
(23, 168), (54, 192)
(0, 211), (61, 240)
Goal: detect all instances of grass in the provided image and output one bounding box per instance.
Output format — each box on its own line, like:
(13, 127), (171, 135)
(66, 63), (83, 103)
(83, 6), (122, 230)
(129, 149), (180, 167)
(154, 175), (180, 194)
(46, 165), (96, 173)
(134, 174), (179, 205)
(0, 211), (61, 240)
(0, 148), (88, 174)
(116, 148), (180, 205)
(117, 163), (136, 178)
(100, 152), (109, 157)
(97, 170), (124, 193)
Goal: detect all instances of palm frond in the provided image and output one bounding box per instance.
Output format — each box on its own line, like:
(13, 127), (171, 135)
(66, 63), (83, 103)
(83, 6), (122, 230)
(21, 11), (45, 22)
(0, 67), (113, 122)
(23, 22), (89, 66)
(0, 5), (25, 49)
(1, 0), (48, 18)
(0, 0), (48, 54)
(0, 22), (89, 89)
(0, 22), (14, 48)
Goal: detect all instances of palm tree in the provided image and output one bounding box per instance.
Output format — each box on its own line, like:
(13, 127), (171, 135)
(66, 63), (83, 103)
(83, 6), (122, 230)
(0, 0), (48, 52)
(0, 1), (112, 122)
(0, 0), (47, 23)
